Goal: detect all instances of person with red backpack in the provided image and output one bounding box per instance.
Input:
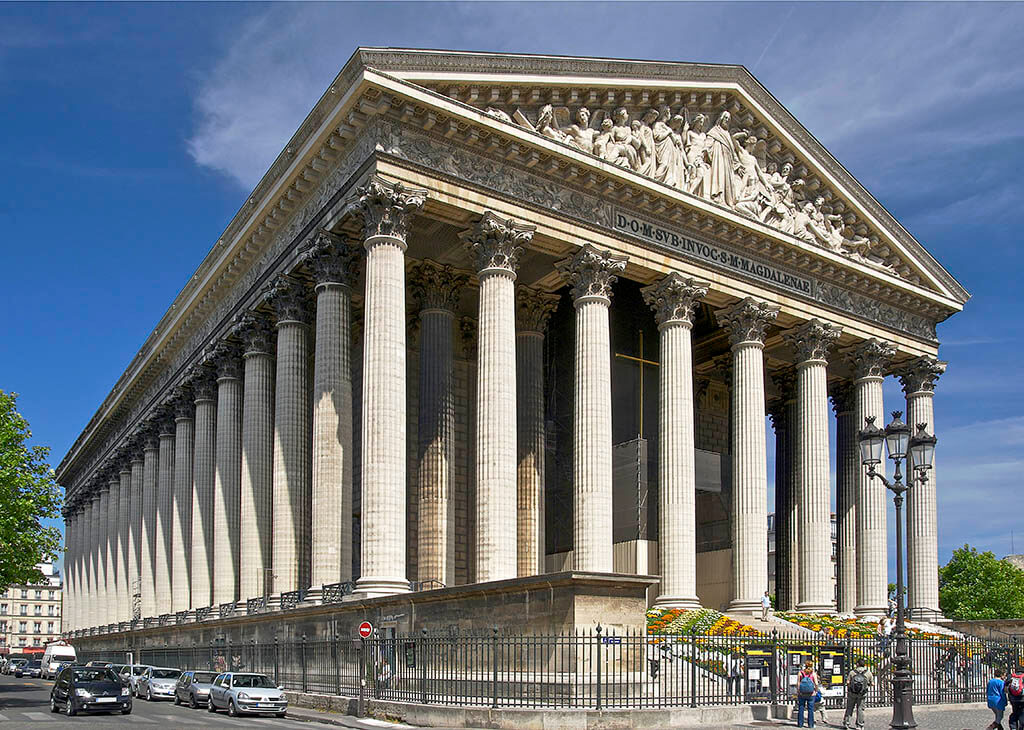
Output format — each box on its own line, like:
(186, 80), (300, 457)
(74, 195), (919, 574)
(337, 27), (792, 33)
(796, 660), (820, 728)
(1005, 666), (1024, 730)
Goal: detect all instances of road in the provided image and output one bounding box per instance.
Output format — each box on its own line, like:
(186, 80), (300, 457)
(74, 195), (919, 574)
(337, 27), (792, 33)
(0, 673), (341, 730)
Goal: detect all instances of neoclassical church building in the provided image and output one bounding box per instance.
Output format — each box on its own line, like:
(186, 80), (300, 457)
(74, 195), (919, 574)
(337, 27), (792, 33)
(59, 49), (966, 637)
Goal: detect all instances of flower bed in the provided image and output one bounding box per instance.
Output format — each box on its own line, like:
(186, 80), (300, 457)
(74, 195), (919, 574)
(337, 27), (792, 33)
(774, 612), (949, 641)
(646, 607), (761, 637)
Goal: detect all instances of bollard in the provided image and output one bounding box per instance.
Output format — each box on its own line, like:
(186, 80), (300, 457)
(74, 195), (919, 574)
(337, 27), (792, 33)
(301, 634), (308, 694)
(357, 637), (366, 718)
(595, 624), (603, 711)
(491, 627), (499, 709)
(420, 628), (428, 704)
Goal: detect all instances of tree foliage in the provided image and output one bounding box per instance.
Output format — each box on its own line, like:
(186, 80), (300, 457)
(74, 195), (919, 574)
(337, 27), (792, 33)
(0, 390), (62, 590)
(939, 544), (1024, 620)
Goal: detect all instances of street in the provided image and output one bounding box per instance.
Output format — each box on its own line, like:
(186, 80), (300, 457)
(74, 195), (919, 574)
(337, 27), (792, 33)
(0, 673), (341, 730)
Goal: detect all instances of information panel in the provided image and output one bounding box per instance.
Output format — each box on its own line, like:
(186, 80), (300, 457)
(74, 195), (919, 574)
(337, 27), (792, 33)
(744, 644), (774, 701)
(820, 645), (846, 698)
(786, 645), (815, 699)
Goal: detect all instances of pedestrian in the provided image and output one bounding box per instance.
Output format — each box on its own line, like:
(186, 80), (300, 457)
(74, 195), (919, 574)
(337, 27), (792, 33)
(796, 660), (819, 728)
(842, 657), (873, 730)
(887, 595), (897, 618)
(727, 651), (743, 697)
(988, 667), (1008, 730)
(761, 591), (772, 621)
(1005, 665), (1024, 730)
(646, 639), (661, 681)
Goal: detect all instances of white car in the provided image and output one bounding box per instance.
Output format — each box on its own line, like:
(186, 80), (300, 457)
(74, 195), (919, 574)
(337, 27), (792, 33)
(207, 672), (287, 717)
(136, 667), (180, 701)
(120, 664), (152, 695)
(41, 644), (77, 680)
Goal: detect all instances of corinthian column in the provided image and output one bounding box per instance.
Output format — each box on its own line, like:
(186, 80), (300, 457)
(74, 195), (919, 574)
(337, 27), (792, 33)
(643, 273), (709, 608)
(191, 369), (217, 610)
(304, 231), (359, 591)
(785, 319), (841, 613)
(719, 297), (779, 613)
(212, 343), (243, 607)
(89, 490), (101, 628)
(268, 274), (312, 596)
(117, 462), (131, 623)
(899, 356), (945, 620)
(171, 390), (194, 614)
(557, 244), (628, 573)
(128, 449), (144, 621)
(410, 261), (466, 586)
(516, 286), (559, 577)
(154, 417), (175, 615)
(355, 178), (425, 596)
(104, 474), (119, 626)
(850, 339), (896, 616)
(830, 383), (857, 614)
(140, 432), (159, 619)
(236, 312), (275, 604)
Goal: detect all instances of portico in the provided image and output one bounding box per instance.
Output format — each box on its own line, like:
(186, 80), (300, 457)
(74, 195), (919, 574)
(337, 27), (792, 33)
(58, 49), (967, 636)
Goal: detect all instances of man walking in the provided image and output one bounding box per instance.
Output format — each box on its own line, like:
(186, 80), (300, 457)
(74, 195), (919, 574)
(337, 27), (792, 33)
(761, 591), (772, 621)
(843, 657), (873, 730)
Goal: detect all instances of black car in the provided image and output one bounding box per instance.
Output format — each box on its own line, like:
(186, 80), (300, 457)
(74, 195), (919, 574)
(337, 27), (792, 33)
(50, 666), (132, 716)
(15, 660), (42, 678)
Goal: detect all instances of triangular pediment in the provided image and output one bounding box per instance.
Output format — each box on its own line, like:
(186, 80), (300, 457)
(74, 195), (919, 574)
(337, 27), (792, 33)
(342, 48), (967, 308)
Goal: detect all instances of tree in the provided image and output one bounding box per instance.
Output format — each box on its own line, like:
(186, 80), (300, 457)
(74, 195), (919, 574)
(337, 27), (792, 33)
(0, 390), (62, 590)
(939, 544), (1024, 620)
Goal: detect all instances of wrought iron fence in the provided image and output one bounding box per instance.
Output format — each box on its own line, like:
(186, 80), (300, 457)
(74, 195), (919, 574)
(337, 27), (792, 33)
(72, 629), (1017, 710)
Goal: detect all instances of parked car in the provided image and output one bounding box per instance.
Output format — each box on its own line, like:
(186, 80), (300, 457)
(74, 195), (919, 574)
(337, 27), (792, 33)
(49, 666), (132, 716)
(121, 664), (152, 694)
(207, 672), (287, 717)
(175, 670), (219, 708)
(136, 666), (181, 701)
(85, 661), (110, 667)
(19, 659), (43, 678)
(4, 658), (27, 675)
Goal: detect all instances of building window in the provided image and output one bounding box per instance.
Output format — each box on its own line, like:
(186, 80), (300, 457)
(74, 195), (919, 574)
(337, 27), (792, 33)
(47, 621), (54, 632)
(34, 606), (42, 616)
(48, 591), (55, 601)
(33, 622), (41, 633)
(48, 605), (54, 616)
(0, 604), (6, 615)
(19, 622), (27, 633)
(19, 605), (27, 616)
(34, 590), (42, 600)
(20, 590), (27, 599)
(18, 637), (26, 647)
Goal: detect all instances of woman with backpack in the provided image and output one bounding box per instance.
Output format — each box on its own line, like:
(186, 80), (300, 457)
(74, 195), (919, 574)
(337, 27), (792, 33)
(843, 657), (874, 730)
(796, 660), (821, 728)
(1005, 665), (1024, 730)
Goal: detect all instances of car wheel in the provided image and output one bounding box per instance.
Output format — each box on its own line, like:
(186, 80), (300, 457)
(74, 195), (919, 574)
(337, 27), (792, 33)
(65, 698), (76, 717)
(189, 694), (197, 709)
(207, 698), (217, 712)
(121, 707), (132, 715)
(174, 693), (180, 705)
(277, 712), (287, 718)
(49, 696), (59, 713)
(227, 699), (239, 717)
(146, 687), (153, 701)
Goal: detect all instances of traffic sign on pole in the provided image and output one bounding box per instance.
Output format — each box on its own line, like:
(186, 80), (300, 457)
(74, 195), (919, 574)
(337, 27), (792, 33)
(358, 621), (373, 638)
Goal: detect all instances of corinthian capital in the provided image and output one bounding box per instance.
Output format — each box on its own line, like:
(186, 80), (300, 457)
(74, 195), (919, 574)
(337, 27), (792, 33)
(783, 319), (842, 364)
(898, 355), (946, 396)
(717, 297), (780, 347)
(555, 243), (628, 303)
(409, 260), (468, 312)
(265, 274), (310, 325)
(233, 311), (274, 356)
(516, 286), (560, 333)
(849, 338), (897, 380)
(641, 273), (709, 327)
(355, 177), (426, 243)
(464, 211), (533, 276)
(829, 381), (855, 415)
(169, 385), (194, 420)
(188, 361), (218, 402)
(209, 340), (243, 380)
(301, 229), (360, 287)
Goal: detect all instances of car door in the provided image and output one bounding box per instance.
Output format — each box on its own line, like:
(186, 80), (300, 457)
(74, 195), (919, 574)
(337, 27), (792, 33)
(210, 673), (224, 707)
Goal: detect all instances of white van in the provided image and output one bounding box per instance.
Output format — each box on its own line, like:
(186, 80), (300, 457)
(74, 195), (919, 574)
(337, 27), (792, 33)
(41, 643), (77, 679)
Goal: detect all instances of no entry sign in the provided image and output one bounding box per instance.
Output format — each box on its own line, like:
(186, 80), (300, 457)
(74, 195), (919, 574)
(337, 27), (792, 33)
(358, 621), (373, 638)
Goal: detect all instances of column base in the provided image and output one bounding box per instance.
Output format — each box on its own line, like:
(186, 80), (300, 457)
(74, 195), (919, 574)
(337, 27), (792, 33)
(795, 601), (836, 614)
(908, 607), (946, 624)
(728, 599), (762, 615)
(854, 604), (888, 618)
(354, 576), (410, 598)
(653, 595), (702, 611)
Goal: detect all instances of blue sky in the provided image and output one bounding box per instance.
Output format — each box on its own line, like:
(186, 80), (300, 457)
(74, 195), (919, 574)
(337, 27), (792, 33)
(2, 2), (1021, 581)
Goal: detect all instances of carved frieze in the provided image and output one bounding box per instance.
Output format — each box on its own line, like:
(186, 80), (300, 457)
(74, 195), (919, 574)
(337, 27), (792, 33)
(555, 243), (627, 302)
(641, 272), (709, 327)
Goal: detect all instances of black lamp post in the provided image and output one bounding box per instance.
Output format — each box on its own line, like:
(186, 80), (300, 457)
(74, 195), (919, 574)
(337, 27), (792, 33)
(858, 411), (936, 730)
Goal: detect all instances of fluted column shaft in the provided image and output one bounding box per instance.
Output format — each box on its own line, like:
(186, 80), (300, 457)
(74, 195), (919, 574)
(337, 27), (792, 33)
(89, 494), (101, 628)
(356, 179), (424, 596)
(833, 390), (858, 615)
(770, 404), (792, 610)
(214, 357), (243, 606)
(270, 279), (312, 596)
(901, 356), (944, 619)
(855, 376), (887, 614)
(154, 427), (175, 615)
(117, 468), (131, 623)
(105, 478), (120, 626)
(238, 315), (275, 603)
(720, 298), (779, 612)
(172, 411), (194, 613)
(307, 241), (356, 589)
(64, 515), (74, 631)
(191, 386), (217, 609)
(643, 274), (707, 608)
(140, 441), (158, 619)
(128, 457), (144, 621)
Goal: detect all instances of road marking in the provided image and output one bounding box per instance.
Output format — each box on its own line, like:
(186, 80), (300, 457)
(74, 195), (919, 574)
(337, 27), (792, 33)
(158, 714), (206, 724)
(23, 711), (53, 720)
(125, 715), (158, 723)
(0, 713), (9, 721)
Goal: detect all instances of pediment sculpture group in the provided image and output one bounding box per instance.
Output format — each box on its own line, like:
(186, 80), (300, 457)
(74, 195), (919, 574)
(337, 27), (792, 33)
(486, 103), (892, 274)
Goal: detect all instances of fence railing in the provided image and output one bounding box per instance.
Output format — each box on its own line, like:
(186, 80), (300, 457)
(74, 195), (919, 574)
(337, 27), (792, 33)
(73, 629), (1015, 710)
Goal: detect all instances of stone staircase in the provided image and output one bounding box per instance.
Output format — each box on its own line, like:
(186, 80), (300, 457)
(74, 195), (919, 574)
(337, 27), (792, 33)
(724, 610), (817, 636)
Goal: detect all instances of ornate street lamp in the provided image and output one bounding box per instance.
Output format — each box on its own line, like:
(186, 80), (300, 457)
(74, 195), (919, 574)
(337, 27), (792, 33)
(858, 411), (936, 730)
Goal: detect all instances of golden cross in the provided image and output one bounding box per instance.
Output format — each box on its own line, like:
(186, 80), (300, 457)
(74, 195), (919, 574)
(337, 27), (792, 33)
(614, 330), (659, 440)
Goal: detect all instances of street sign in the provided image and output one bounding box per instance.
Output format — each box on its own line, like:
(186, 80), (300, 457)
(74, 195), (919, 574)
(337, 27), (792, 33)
(358, 621), (373, 638)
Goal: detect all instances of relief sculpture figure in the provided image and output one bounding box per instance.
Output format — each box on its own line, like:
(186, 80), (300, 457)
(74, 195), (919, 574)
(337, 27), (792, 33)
(653, 106), (681, 188)
(635, 109), (658, 177)
(684, 112), (710, 197)
(705, 111), (744, 208)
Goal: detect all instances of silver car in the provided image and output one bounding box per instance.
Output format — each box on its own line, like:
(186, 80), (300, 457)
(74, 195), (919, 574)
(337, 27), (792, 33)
(120, 664), (151, 695)
(136, 666), (180, 701)
(174, 669), (218, 708)
(207, 672), (287, 717)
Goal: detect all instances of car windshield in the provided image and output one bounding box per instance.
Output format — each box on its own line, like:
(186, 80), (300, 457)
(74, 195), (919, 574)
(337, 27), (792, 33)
(152, 669), (180, 679)
(27, 661), (41, 668)
(231, 675), (275, 688)
(132, 666), (149, 675)
(73, 669), (118, 683)
(193, 672), (217, 684)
